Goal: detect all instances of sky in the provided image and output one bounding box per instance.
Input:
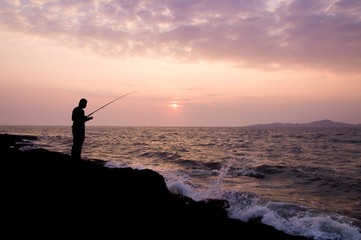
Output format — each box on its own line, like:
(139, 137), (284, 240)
(1, 0), (361, 127)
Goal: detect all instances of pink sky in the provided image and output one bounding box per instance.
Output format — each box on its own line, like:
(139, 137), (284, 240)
(1, 0), (360, 126)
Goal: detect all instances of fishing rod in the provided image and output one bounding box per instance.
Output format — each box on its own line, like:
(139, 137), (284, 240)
(87, 91), (137, 117)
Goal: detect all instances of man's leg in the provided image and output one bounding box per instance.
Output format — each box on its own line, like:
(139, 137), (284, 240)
(71, 130), (84, 160)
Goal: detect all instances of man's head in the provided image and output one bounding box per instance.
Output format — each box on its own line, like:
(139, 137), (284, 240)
(79, 98), (87, 108)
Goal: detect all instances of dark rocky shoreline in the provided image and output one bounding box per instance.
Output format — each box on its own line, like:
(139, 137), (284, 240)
(1, 133), (312, 239)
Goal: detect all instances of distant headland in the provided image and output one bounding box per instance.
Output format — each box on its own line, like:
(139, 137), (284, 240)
(245, 119), (361, 128)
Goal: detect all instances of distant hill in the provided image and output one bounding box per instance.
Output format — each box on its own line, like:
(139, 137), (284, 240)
(246, 119), (361, 128)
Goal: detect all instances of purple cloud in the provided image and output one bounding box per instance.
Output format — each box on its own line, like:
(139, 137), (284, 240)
(0, 0), (360, 72)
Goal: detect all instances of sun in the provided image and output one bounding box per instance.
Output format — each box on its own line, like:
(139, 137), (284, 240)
(169, 101), (182, 111)
(171, 103), (179, 109)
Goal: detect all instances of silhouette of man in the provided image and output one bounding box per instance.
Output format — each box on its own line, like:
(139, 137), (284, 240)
(71, 98), (93, 160)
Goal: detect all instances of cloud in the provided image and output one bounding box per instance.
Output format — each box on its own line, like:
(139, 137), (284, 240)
(0, 0), (360, 73)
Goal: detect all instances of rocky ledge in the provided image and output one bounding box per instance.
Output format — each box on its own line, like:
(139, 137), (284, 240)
(1, 133), (312, 239)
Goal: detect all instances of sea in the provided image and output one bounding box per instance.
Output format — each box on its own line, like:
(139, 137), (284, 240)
(1, 125), (361, 240)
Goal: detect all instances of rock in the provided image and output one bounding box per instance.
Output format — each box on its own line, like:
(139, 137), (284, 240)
(0, 134), (312, 239)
